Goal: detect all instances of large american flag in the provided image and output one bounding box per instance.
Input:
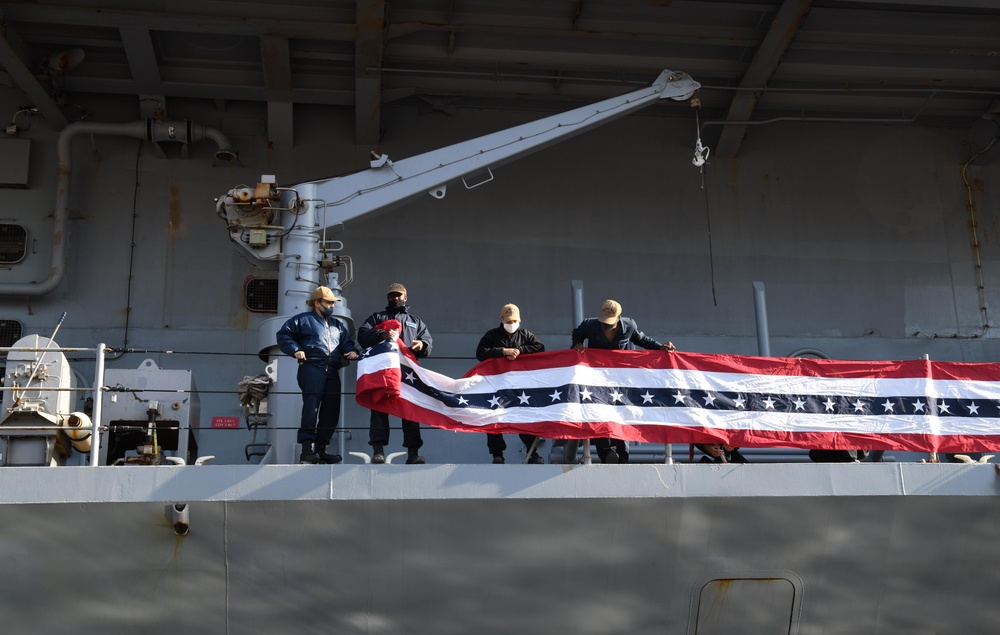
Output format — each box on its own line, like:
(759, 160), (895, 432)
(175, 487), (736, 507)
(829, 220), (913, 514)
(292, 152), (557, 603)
(355, 340), (1000, 452)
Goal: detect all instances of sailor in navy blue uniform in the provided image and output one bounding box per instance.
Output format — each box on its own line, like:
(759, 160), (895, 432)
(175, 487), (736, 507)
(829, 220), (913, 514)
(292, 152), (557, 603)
(476, 303), (546, 464)
(571, 299), (675, 463)
(276, 286), (359, 464)
(358, 283), (433, 464)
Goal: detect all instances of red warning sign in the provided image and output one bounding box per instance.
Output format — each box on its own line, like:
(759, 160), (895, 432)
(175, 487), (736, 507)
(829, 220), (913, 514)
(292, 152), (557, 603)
(211, 416), (241, 429)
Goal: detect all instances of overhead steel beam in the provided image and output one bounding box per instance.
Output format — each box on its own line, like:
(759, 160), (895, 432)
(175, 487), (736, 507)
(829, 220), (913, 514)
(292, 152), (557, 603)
(120, 26), (166, 120)
(842, 0), (1000, 7)
(714, 0), (812, 159)
(120, 27), (162, 95)
(383, 43), (714, 74)
(0, 31), (69, 129)
(0, 5), (355, 41)
(60, 76), (353, 105)
(385, 22), (761, 48)
(260, 35), (294, 148)
(355, 0), (386, 146)
(267, 102), (294, 150)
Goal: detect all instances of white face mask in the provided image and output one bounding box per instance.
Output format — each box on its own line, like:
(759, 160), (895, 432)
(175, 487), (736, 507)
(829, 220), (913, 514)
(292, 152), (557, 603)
(503, 321), (519, 334)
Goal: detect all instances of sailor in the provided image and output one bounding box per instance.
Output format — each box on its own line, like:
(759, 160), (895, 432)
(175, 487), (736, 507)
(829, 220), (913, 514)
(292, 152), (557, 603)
(357, 283), (433, 464)
(571, 299), (676, 463)
(475, 303), (546, 464)
(276, 286), (360, 464)
(696, 443), (749, 464)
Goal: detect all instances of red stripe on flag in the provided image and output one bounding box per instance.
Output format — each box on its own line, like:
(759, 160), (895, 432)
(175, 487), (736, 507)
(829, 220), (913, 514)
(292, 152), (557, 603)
(469, 349), (1000, 382)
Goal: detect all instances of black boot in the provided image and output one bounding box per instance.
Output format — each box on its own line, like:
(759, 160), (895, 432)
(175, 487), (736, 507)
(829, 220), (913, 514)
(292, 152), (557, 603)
(371, 443), (385, 464)
(316, 444), (342, 464)
(300, 442), (319, 464)
(406, 448), (425, 465)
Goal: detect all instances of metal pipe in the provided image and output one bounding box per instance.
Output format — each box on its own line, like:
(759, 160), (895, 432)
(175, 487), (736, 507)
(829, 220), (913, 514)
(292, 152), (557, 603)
(961, 141), (997, 336)
(90, 343), (105, 466)
(699, 92), (935, 132)
(753, 281), (771, 357)
(0, 120), (235, 296)
(260, 184), (324, 464)
(571, 280), (584, 331)
(565, 280), (586, 464)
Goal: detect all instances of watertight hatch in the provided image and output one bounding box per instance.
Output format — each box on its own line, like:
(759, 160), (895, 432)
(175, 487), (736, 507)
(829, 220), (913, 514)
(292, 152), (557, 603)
(690, 572), (801, 634)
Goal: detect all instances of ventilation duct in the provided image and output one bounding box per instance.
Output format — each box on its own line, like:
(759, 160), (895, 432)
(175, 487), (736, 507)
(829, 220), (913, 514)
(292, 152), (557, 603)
(0, 119), (236, 296)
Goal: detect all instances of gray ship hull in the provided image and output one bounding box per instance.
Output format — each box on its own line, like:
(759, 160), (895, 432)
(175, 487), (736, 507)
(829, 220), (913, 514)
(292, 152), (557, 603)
(2, 462), (998, 634)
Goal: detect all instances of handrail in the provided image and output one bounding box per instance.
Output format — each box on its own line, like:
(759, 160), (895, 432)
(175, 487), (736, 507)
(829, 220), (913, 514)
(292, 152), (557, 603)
(90, 342), (105, 466)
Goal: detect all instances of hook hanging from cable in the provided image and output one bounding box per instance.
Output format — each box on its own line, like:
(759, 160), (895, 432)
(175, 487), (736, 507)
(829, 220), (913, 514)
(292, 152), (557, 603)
(691, 98), (711, 183)
(693, 138), (710, 167)
(688, 97), (717, 306)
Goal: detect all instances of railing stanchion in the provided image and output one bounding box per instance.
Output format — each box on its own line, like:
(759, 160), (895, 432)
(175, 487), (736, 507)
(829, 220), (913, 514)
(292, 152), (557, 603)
(90, 343), (106, 467)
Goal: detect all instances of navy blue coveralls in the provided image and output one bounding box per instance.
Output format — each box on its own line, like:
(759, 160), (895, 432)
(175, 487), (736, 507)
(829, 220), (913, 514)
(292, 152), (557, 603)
(276, 311), (359, 446)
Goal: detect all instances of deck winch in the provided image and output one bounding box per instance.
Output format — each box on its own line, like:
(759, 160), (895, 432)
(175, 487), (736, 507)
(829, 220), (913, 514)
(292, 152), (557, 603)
(99, 359), (200, 466)
(0, 335), (85, 465)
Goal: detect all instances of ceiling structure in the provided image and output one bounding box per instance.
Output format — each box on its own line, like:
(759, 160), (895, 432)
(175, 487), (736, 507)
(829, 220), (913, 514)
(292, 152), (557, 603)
(0, 0), (997, 158)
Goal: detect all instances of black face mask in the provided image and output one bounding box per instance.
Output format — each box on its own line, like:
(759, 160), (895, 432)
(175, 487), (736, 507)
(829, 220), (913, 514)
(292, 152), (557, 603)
(320, 306), (334, 318)
(387, 299), (405, 310)
(601, 321), (617, 331)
